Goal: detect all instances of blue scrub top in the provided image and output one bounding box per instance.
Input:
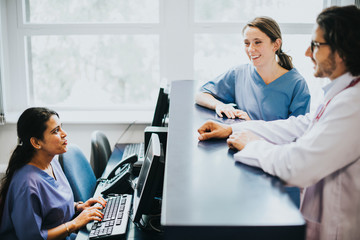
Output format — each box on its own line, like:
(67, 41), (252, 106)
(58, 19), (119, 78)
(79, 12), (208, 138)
(200, 64), (311, 120)
(0, 157), (75, 240)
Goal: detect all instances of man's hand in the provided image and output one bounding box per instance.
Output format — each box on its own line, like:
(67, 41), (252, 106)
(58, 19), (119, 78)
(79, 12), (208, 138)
(198, 120), (232, 141)
(227, 131), (261, 150)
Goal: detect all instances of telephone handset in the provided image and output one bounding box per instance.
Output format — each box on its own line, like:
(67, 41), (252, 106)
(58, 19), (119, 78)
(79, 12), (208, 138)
(101, 154), (138, 196)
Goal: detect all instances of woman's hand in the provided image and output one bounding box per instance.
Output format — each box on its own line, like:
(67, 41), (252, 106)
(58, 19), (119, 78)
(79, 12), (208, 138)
(227, 131), (262, 151)
(76, 196), (107, 212)
(70, 205), (105, 230)
(215, 104), (251, 120)
(215, 103), (238, 118)
(233, 110), (251, 121)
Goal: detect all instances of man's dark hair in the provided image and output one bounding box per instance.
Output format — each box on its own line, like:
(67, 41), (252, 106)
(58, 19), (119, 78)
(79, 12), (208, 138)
(317, 5), (360, 76)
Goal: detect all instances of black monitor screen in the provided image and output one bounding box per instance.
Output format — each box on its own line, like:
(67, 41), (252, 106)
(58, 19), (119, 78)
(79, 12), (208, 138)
(152, 88), (169, 127)
(131, 133), (165, 224)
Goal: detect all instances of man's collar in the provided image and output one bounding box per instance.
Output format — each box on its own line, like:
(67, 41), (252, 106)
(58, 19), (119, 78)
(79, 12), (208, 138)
(322, 72), (354, 102)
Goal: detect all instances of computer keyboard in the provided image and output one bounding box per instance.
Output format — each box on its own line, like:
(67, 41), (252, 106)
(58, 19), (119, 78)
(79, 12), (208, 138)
(123, 143), (144, 160)
(89, 194), (132, 240)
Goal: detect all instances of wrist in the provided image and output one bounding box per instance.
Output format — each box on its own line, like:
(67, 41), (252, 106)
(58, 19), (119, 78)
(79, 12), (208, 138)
(68, 220), (78, 233)
(226, 125), (233, 136)
(214, 102), (224, 110)
(222, 122), (232, 135)
(64, 222), (70, 236)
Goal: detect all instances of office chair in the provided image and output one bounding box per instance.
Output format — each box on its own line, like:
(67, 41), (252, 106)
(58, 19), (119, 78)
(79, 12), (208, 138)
(90, 130), (112, 179)
(59, 144), (97, 202)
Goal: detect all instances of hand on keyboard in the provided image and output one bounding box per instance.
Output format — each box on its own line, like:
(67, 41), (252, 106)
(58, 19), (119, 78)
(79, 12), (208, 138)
(70, 204), (106, 233)
(89, 194), (132, 240)
(76, 196), (107, 212)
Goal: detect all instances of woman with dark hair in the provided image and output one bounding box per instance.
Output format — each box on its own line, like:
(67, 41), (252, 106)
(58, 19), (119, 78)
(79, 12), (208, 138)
(196, 16), (311, 121)
(0, 107), (106, 240)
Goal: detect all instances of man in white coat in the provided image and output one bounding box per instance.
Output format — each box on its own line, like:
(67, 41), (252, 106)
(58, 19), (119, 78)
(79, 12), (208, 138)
(197, 5), (360, 240)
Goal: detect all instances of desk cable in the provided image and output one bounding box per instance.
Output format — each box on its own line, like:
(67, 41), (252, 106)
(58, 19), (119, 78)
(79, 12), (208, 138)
(116, 120), (137, 144)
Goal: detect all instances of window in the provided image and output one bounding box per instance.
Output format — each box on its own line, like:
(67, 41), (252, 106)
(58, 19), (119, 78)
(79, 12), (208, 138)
(24, 0), (160, 110)
(194, 0), (321, 23)
(3, 0), (332, 118)
(193, 0), (328, 109)
(25, 0), (159, 23)
(29, 35), (159, 108)
(0, 1), (6, 124)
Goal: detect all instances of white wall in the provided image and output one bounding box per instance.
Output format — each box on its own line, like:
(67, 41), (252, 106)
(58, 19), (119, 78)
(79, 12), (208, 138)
(0, 123), (147, 176)
(0, 123), (16, 177)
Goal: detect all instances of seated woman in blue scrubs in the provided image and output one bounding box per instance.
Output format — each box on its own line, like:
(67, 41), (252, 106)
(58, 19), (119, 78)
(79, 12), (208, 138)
(0, 107), (106, 240)
(196, 16), (311, 121)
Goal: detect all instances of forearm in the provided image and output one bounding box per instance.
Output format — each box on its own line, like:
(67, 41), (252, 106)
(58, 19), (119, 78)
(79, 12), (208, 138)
(195, 92), (224, 110)
(231, 114), (311, 144)
(234, 116), (360, 188)
(47, 221), (77, 240)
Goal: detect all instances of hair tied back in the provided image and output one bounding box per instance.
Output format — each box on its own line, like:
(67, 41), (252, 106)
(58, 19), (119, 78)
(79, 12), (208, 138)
(17, 138), (23, 147)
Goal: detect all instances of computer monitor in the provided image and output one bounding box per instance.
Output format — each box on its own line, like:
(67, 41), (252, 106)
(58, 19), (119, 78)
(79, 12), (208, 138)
(151, 88), (169, 127)
(131, 133), (165, 225)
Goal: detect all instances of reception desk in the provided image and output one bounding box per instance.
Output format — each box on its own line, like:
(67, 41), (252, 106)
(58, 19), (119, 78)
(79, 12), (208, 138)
(161, 80), (305, 240)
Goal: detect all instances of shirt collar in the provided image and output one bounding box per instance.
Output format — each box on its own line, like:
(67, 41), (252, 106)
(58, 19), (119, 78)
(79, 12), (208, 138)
(322, 72), (355, 102)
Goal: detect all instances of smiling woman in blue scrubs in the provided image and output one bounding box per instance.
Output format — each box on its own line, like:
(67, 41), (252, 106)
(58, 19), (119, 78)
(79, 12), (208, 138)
(195, 17), (309, 208)
(0, 108), (106, 240)
(196, 16), (310, 121)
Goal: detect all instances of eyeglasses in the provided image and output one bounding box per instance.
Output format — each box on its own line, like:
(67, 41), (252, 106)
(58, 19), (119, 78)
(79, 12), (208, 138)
(310, 40), (329, 52)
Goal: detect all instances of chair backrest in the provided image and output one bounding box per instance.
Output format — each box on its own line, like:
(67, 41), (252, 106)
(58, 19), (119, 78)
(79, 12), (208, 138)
(90, 130), (112, 179)
(59, 144), (97, 202)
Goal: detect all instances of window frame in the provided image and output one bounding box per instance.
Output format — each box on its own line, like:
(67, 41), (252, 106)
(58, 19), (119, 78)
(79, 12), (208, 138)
(2, 0), (349, 122)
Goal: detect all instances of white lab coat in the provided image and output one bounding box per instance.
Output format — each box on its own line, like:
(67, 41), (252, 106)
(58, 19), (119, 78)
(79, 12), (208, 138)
(232, 73), (360, 240)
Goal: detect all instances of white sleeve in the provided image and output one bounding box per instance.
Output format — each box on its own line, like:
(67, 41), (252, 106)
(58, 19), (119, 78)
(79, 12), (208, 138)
(231, 113), (312, 144)
(233, 90), (360, 188)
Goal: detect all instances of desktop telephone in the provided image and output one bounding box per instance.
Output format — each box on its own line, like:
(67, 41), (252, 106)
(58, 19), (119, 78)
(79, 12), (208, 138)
(100, 154), (138, 196)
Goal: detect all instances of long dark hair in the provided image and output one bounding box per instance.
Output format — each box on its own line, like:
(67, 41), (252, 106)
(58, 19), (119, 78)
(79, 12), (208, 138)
(317, 5), (360, 76)
(243, 16), (293, 70)
(0, 107), (59, 220)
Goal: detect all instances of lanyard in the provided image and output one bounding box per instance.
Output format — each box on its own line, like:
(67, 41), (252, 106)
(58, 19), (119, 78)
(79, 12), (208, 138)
(314, 77), (360, 122)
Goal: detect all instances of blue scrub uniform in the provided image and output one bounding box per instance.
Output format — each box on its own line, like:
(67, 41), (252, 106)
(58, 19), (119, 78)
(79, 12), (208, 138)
(200, 64), (311, 120)
(0, 157), (75, 240)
